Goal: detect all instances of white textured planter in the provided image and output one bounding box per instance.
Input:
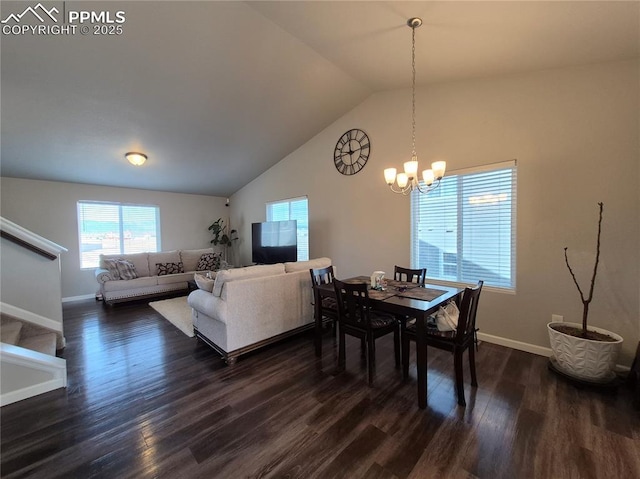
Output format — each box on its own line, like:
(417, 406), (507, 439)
(547, 322), (623, 382)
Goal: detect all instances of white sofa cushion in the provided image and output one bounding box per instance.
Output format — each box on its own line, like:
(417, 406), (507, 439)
(284, 257), (332, 273)
(100, 252), (150, 277)
(212, 263), (285, 297)
(157, 272), (192, 284)
(180, 248), (214, 272)
(103, 276), (157, 292)
(149, 251), (181, 276)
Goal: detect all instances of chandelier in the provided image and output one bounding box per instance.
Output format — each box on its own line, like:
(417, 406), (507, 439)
(384, 17), (446, 195)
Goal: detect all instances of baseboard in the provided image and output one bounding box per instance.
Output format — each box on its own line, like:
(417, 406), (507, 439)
(477, 332), (630, 372)
(477, 332), (553, 357)
(62, 294), (96, 303)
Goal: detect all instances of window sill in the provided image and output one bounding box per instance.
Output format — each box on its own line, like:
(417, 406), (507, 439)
(425, 278), (515, 295)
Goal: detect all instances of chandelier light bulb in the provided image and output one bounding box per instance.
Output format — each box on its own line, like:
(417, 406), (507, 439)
(397, 173), (409, 188)
(384, 168), (398, 185)
(432, 161), (447, 179)
(403, 160), (419, 179)
(422, 169), (435, 186)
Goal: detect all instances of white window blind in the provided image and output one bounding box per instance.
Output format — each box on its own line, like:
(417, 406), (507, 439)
(266, 196), (309, 261)
(411, 160), (517, 291)
(77, 201), (160, 269)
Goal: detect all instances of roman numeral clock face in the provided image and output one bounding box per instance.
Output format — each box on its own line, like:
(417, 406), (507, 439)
(334, 129), (370, 176)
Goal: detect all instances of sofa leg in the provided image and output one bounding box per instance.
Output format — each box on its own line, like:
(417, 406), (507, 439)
(225, 355), (238, 366)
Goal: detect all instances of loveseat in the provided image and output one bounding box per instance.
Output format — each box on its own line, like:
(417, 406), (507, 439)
(95, 248), (221, 304)
(187, 257), (332, 364)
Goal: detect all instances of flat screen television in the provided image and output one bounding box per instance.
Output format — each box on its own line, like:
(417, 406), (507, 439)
(251, 220), (298, 264)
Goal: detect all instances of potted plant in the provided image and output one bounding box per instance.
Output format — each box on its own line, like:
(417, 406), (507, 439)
(208, 218), (238, 264)
(547, 202), (623, 382)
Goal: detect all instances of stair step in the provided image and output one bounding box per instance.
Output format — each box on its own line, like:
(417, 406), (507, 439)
(19, 332), (57, 357)
(1, 321), (23, 345)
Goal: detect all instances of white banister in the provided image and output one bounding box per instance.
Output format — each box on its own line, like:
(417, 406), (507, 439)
(0, 217), (68, 405)
(0, 217), (67, 260)
(1, 302), (64, 335)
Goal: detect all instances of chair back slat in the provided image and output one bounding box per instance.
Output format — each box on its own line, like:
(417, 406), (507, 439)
(310, 266), (334, 303)
(310, 265), (334, 287)
(393, 266), (426, 285)
(455, 281), (483, 342)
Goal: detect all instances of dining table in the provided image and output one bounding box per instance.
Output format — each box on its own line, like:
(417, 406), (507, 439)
(315, 276), (463, 409)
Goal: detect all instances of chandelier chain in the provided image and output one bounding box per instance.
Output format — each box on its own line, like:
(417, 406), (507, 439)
(411, 24), (416, 158)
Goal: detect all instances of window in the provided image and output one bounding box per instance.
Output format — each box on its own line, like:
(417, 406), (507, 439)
(77, 201), (160, 269)
(266, 196), (309, 261)
(411, 160), (517, 291)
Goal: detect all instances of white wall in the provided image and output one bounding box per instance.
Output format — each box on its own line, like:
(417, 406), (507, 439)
(0, 239), (64, 322)
(0, 178), (228, 300)
(231, 60), (639, 364)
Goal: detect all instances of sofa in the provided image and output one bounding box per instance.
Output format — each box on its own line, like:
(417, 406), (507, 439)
(187, 257), (332, 364)
(95, 248), (221, 304)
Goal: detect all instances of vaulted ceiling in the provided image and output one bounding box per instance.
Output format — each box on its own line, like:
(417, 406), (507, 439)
(2, 1), (638, 196)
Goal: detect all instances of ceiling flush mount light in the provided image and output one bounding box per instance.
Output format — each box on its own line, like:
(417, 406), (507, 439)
(384, 17), (446, 196)
(126, 152), (147, 166)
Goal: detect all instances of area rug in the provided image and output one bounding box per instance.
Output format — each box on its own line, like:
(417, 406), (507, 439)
(149, 296), (194, 337)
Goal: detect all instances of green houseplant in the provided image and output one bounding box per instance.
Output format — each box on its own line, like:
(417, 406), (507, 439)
(208, 218), (238, 263)
(547, 202), (623, 382)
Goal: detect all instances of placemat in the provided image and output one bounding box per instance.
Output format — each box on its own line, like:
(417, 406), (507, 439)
(342, 277), (421, 289)
(343, 276), (370, 284)
(385, 279), (422, 291)
(340, 276), (402, 301)
(398, 287), (447, 302)
(367, 288), (399, 301)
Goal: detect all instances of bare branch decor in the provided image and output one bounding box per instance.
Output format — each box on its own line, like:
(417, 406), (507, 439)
(548, 201), (622, 382)
(563, 202), (603, 337)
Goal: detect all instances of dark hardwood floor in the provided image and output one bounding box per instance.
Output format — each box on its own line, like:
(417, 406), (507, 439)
(1, 298), (639, 479)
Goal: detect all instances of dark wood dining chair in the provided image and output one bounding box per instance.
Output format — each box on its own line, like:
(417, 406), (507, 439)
(393, 265), (427, 343)
(310, 265), (338, 333)
(333, 279), (400, 385)
(402, 280), (483, 406)
(394, 266), (426, 285)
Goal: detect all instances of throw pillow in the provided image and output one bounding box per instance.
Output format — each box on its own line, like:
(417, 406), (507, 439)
(115, 260), (138, 280)
(196, 252), (221, 271)
(194, 272), (215, 292)
(103, 258), (121, 280)
(156, 262), (184, 276)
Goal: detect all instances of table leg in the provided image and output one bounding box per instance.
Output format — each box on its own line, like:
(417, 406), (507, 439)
(416, 312), (428, 409)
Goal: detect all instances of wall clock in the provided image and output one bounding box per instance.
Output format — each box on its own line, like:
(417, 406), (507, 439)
(334, 128), (370, 176)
